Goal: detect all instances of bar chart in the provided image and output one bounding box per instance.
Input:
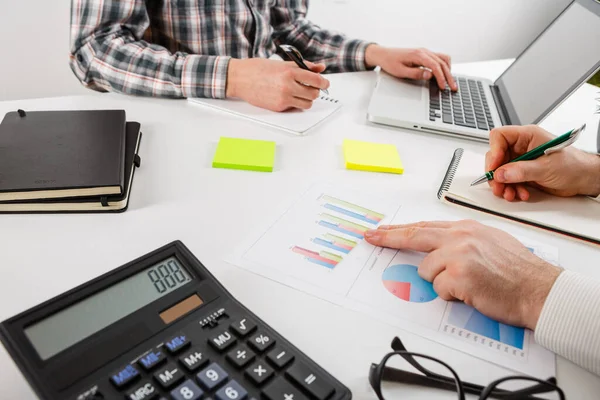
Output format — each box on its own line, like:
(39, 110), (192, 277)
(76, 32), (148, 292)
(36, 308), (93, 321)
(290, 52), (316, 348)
(291, 194), (384, 269)
(321, 195), (384, 224)
(312, 234), (357, 254)
(446, 302), (525, 350)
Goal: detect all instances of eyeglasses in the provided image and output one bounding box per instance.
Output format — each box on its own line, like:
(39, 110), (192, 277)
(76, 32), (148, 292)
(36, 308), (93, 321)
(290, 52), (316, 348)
(369, 337), (565, 400)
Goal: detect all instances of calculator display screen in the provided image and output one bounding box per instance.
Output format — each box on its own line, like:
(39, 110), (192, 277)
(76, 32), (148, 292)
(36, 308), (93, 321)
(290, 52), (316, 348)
(24, 257), (192, 360)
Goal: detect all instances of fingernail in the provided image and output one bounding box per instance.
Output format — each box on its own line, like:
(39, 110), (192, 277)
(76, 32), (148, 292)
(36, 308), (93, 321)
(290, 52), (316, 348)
(423, 70), (432, 80)
(364, 229), (379, 239)
(495, 169), (505, 182)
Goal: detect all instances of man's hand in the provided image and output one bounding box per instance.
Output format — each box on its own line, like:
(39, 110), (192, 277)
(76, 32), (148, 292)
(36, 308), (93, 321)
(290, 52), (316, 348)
(365, 44), (458, 91)
(226, 58), (330, 112)
(486, 125), (600, 201)
(364, 220), (562, 330)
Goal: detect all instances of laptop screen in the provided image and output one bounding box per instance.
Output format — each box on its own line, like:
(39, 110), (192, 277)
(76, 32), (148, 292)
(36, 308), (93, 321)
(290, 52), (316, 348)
(496, 0), (600, 125)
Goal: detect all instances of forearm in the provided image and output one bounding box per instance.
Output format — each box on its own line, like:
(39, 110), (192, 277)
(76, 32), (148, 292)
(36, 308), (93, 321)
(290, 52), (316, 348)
(70, 37), (230, 99)
(270, 2), (372, 72)
(535, 270), (600, 376)
(274, 21), (371, 72)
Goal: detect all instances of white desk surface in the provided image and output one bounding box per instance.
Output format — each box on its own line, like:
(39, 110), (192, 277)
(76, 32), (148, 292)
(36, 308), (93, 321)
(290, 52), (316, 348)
(1, 60), (599, 399)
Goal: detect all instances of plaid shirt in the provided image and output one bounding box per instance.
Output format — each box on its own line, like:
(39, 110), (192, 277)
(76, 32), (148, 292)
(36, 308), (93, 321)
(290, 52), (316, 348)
(69, 0), (370, 99)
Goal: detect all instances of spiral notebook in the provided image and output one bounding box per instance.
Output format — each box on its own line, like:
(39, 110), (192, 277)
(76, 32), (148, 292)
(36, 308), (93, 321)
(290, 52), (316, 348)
(188, 95), (342, 135)
(438, 149), (600, 245)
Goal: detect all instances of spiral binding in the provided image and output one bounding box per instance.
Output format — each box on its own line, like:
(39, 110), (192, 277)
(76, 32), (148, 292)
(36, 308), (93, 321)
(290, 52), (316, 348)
(437, 148), (464, 199)
(319, 95), (339, 104)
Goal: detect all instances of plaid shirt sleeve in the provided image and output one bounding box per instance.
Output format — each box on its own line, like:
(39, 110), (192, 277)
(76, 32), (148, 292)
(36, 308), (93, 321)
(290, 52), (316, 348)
(270, 0), (374, 73)
(69, 0), (230, 98)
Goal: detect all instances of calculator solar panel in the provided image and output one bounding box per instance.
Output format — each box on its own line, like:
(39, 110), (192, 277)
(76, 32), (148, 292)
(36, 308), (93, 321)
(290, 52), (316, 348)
(0, 241), (352, 400)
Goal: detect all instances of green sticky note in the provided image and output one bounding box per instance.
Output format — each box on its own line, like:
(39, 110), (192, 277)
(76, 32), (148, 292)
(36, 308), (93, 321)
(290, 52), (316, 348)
(343, 139), (404, 174)
(212, 137), (276, 172)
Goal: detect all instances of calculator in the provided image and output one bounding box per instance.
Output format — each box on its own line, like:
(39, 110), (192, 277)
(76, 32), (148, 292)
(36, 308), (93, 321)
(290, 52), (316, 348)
(0, 241), (352, 400)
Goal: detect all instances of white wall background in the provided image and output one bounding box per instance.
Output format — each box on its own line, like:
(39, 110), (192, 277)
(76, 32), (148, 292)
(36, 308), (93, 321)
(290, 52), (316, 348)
(0, 0), (571, 101)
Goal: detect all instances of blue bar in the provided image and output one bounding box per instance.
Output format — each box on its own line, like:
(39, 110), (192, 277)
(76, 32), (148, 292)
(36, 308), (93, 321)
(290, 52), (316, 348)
(312, 238), (350, 254)
(306, 257), (336, 269)
(323, 204), (378, 224)
(318, 221), (364, 239)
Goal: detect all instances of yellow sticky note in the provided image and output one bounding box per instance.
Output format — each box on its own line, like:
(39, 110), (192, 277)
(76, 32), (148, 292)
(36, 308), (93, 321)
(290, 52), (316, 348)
(343, 139), (404, 174)
(213, 137), (276, 172)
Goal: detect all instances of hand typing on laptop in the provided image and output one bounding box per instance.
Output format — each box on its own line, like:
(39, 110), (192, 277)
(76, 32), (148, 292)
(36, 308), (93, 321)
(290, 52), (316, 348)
(365, 44), (458, 91)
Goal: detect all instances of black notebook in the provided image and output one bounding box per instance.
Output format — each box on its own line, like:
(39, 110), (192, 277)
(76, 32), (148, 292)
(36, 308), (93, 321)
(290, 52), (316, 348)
(0, 122), (142, 213)
(0, 110), (127, 202)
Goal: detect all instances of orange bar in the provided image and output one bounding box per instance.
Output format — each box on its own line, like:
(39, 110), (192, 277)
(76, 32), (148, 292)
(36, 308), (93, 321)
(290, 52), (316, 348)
(160, 294), (203, 324)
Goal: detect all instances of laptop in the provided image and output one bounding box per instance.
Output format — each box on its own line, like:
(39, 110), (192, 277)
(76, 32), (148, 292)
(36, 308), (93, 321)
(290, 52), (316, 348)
(367, 0), (600, 142)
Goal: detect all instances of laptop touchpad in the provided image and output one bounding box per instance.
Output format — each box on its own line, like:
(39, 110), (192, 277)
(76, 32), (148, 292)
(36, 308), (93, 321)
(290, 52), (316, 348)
(380, 76), (425, 101)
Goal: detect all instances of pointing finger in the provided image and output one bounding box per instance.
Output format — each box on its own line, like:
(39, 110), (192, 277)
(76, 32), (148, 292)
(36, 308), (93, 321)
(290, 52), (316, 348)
(378, 221), (453, 230)
(364, 226), (446, 253)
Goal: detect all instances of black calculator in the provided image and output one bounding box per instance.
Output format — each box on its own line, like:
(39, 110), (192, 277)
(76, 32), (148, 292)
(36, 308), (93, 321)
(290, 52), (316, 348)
(0, 241), (352, 400)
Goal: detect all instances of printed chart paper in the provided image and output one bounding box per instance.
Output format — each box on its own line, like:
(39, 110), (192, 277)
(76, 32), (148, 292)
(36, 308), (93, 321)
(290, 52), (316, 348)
(230, 183), (558, 377)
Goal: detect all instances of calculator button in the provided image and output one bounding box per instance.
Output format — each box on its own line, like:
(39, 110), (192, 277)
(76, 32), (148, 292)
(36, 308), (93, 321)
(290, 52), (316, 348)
(248, 332), (274, 353)
(170, 379), (204, 400)
(245, 361), (274, 385)
(230, 318), (256, 337)
(226, 344), (255, 368)
(197, 362), (229, 390)
(110, 364), (140, 388)
(153, 362), (185, 389)
(164, 334), (190, 354)
(179, 347), (209, 372)
(139, 350), (167, 371)
(209, 329), (236, 352)
(266, 347), (294, 369)
(286, 362), (334, 400)
(124, 379), (159, 400)
(215, 380), (248, 400)
(262, 377), (308, 400)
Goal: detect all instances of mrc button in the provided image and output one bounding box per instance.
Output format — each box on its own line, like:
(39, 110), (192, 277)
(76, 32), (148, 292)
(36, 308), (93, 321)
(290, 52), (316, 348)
(110, 364), (140, 388)
(125, 379), (159, 400)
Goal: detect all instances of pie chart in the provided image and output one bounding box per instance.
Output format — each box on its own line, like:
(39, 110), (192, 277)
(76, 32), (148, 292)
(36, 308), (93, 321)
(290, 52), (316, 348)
(382, 264), (438, 303)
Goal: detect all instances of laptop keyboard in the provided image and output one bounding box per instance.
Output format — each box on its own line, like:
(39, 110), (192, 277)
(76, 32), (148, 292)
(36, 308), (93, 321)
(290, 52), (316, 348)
(429, 77), (495, 130)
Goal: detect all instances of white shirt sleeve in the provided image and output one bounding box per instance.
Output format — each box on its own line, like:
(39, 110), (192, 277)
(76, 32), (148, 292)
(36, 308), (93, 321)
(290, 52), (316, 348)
(535, 270), (600, 376)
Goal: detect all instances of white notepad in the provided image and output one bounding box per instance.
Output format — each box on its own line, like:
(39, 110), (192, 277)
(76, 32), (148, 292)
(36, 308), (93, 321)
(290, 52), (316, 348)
(188, 95), (342, 135)
(438, 149), (600, 245)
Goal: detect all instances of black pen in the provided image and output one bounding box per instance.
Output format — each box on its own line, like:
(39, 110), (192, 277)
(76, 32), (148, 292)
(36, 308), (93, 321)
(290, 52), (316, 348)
(278, 44), (330, 95)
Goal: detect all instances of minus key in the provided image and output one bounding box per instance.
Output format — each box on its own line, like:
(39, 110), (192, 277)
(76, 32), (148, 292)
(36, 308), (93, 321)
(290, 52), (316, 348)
(266, 347), (294, 369)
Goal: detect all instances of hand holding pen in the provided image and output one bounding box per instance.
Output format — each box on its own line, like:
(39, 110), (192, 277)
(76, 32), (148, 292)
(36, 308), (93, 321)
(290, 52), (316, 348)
(278, 44), (330, 95)
(226, 56), (330, 112)
(476, 125), (600, 202)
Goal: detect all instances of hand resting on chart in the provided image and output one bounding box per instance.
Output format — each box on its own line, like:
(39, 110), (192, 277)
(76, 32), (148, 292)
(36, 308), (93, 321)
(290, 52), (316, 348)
(365, 124), (600, 376)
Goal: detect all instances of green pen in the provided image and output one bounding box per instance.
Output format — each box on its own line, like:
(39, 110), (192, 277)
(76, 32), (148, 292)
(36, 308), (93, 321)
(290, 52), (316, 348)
(471, 124), (586, 186)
